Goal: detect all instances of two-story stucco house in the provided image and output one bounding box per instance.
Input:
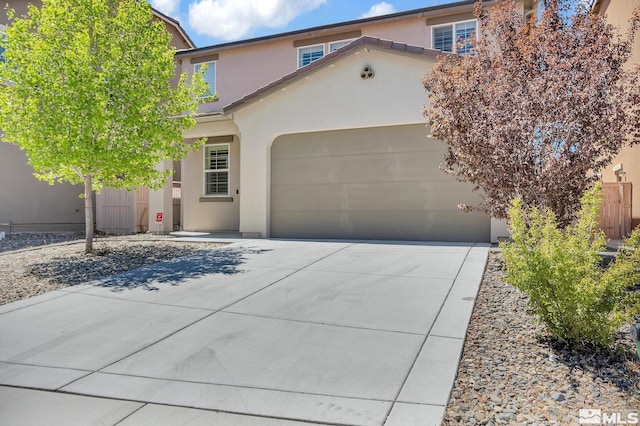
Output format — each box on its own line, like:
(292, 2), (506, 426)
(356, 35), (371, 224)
(0, 1), (194, 233)
(168, 0), (536, 242)
(593, 0), (640, 237)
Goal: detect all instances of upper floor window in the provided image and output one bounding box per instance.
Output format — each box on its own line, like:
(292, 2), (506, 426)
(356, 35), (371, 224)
(194, 60), (216, 98)
(0, 24), (7, 63)
(297, 38), (356, 68)
(298, 44), (324, 68)
(432, 20), (477, 54)
(329, 40), (353, 53)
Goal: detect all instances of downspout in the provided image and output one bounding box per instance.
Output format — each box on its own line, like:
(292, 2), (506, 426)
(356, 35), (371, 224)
(631, 324), (640, 358)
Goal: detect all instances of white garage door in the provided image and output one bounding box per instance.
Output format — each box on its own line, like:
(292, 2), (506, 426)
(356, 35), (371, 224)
(271, 124), (489, 242)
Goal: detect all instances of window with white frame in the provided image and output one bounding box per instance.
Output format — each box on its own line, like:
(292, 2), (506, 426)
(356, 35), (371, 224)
(328, 39), (353, 53)
(0, 24), (7, 63)
(432, 20), (477, 54)
(298, 44), (324, 68)
(204, 144), (229, 196)
(297, 38), (356, 68)
(194, 60), (216, 98)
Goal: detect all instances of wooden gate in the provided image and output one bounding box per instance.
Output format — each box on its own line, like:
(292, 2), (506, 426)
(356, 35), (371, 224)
(172, 182), (181, 231)
(134, 186), (149, 233)
(599, 182), (632, 239)
(96, 188), (134, 234)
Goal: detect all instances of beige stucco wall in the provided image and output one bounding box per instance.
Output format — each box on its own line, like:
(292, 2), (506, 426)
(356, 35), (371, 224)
(0, 143), (85, 231)
(598, 0), (640, 229)
(597, 0), (640, 63)
(230, 46), (463, 238)
(181, 118), (241, 231)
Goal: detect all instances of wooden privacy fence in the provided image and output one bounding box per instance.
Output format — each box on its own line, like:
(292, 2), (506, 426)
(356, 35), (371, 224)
(598, 182), (632, 240)
(172, 182), (181, 231)
(135, 186), (149, 233)
(96, 188), (135, 234)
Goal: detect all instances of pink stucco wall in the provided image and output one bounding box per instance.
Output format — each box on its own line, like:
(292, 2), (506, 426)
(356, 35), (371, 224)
(181, 4), (480, 113)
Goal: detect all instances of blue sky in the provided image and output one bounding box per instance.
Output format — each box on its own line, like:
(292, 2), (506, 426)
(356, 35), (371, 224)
(149, 0), (462, 48)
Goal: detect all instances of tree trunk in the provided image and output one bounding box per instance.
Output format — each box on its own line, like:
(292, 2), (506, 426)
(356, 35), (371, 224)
(84, 175), (94, 254)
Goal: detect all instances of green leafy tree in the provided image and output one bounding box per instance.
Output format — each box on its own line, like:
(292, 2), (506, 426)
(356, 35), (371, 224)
(0, 0), (207, 253)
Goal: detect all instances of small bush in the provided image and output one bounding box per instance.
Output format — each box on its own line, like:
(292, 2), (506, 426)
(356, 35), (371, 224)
(501, 183), (640, 348)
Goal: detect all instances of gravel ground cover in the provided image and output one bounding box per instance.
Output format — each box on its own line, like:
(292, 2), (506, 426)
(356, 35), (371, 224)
(0, 232), (85, 253)
(0, 232), (223, 305)
(443, 251), (640, 425)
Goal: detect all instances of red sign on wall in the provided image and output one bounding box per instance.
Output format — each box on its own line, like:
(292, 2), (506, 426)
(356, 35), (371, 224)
(155, 212), (163, 223)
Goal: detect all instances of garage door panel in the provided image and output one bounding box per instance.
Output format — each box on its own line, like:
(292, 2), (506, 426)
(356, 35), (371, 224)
(272, 184), (347, 212)
(271, 125), (489, 242)
(272, 181), (483, 212)
(343, 181), (482, 211)
(271, 210), (488, 242)
(272, 150), (449, 186)
(271, 126), (441, 160)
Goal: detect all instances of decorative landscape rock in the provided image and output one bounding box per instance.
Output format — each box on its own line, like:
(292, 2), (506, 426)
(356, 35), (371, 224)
(0, 233), (222, 305)
(442, 251), (640, 425)
(0, 232), (85, 253)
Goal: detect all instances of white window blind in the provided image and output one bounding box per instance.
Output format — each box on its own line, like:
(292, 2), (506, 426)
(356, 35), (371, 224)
(433, 26), (453, 52)
(204, 144), (229, 196)
(432, 20), (476, 53)
(298, 45), (324, 68)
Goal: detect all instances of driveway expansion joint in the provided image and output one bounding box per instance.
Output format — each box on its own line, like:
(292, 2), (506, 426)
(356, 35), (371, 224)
(70, 370), (401, 404)
(221, 310), (429, 336)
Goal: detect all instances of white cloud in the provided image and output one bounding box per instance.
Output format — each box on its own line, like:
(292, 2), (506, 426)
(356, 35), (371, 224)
(359, 2), (396, 19)
(150, 0), (181, 16)
(188, 0), (326, 41)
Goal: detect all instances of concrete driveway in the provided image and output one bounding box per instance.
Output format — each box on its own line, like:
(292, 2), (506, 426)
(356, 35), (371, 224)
(0, 239), (489, 426)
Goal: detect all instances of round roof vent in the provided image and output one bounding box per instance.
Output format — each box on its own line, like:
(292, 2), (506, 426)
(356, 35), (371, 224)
(361, 65), (374, 80)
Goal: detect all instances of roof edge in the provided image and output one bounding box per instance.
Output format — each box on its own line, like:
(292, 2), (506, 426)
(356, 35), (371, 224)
(151, 7), (197, 49)
(176, 0), (476, 58)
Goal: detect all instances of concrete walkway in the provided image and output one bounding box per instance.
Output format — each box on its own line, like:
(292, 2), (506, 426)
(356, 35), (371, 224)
(0, 239), (489, 425)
